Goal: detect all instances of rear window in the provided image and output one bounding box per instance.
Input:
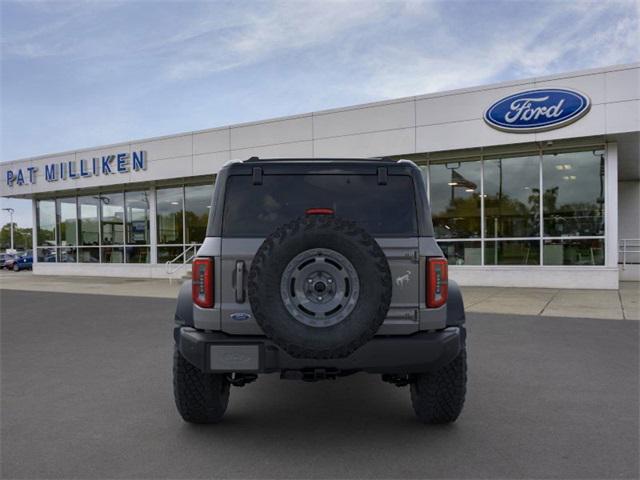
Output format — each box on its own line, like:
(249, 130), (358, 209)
(222, 174), (418, 237)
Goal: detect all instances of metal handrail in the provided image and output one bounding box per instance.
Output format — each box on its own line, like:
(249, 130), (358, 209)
(619, 238), (640, 269)
(166, 243), (199, 277)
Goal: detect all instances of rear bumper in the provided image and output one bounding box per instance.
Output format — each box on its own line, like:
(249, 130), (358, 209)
(175, 326), (463, 375)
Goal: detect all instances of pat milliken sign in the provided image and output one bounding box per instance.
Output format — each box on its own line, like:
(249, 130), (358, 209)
(484, 88), (591, 133)
(5, 151), (147, 187)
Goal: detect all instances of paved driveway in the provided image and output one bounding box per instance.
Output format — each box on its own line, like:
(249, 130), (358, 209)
(1, 290), (638, 479)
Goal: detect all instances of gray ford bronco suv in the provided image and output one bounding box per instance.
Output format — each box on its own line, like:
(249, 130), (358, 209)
(174, 157), (467, 424)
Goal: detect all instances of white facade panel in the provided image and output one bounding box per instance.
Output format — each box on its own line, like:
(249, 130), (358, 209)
(314, 128), (415, 157)
(536, 104), (607, 141)
(416, 119), (536, 152)
(76, 144), (131, 162)
(313, 101), (415, 139)
(534, 72), (606, 105)
(132, 155), (193, 182)
(230, 140), (313, 159)
(415, 84), (532, 126)
(618, 181), (640, 240)
(130, 134), (192, 161)
(230, 116), (312, 150)
(193, 128), (230, 155)
(606, 100), (640, 134)
(605, 68), (640, 103)
(605, 143), (619, 270)
(193, 151), (230, 176)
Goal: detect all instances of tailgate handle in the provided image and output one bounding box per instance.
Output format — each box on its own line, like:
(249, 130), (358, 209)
(235, 261), (245, 303)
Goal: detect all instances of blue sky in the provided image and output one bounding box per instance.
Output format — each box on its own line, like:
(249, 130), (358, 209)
(1, 0), (639, 227)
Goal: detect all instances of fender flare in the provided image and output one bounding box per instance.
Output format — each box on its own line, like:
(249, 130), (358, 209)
(175, 280), (194, 327)
(446, 279), (465, 326)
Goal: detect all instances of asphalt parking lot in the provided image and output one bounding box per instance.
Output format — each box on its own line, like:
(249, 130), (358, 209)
(1, 289), (638, 479)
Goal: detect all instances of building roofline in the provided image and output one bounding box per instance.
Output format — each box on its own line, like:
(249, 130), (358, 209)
(2, 62), (639, 165)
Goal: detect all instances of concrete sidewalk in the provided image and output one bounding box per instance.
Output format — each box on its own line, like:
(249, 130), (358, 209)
(1, 270), (638, 320)
(463, 283), (639, 320)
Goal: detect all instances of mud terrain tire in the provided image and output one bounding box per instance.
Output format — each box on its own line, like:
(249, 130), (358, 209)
(410, 335), (467, 424)
(173, 346), (230, 424)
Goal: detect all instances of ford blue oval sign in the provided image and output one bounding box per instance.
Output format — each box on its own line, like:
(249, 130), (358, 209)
(484, 88), (591, 133)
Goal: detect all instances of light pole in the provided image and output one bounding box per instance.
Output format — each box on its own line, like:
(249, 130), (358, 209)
(2, 207), (15, 251)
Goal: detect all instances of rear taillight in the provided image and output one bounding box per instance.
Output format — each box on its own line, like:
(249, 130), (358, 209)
(427, 257), (448, 308)
(305, 208), (335, 215)
(192, 258), (214, 308)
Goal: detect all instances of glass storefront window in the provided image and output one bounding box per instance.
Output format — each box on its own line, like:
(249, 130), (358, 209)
(429, 160), (481, 239)
(56, 197), (77, 246)
(78, 196), (100, 246)
(58, 247), (77, 263)
(157, 187), (183, 244)
(78, 247), (100, 263)
(125, 191), (150, 245)
(36, 246), (56, 262)
(438, 241), (482, 265)
(101, 193), (124, 245)
(185, 184), (212, 244)
(542, 150), (605, 237)
(101, 246), (124, 263)
(37, 200), (56, 246)
(543, 238), (604, 265)
(484, 155), (540, 238)
(158, 246), (184, 264)
(31, 156), (607, 270)
(485, 240), (540, 265)
(126, 246), (150, 264)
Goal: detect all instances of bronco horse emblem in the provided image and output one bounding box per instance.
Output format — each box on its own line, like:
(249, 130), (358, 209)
(396, 270), (411, 287)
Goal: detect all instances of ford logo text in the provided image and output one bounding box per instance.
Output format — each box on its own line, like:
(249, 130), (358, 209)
(484, 88), (590, 133)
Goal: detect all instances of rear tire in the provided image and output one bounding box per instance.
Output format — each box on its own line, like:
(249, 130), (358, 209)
(410, 342), (467, 424)
(173, 346), (230, 424)
(13, 264), (19, 272)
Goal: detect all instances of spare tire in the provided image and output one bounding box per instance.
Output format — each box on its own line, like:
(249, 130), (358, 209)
(248, 215), (392, 359)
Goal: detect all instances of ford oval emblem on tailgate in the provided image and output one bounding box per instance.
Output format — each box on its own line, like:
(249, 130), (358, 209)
(230, 312), (252, 321)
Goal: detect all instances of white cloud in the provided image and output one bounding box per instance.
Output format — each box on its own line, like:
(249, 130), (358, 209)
(164, 1), (405, 80)
(4, 0), (636, 91)
(1, 0), (638, 166)
(352, 1), (640, 99)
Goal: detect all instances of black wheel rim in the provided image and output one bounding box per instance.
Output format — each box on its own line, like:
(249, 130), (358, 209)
(280, 248), (360, 328)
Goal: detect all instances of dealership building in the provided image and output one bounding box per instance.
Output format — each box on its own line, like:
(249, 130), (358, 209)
(1, 63), (638, 289)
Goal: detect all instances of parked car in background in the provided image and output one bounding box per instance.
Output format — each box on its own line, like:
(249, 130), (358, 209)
(12, 252), (33, 271)
(2, 253), (17, 270)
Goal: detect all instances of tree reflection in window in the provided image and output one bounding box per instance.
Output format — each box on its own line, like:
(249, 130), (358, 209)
(484, 155), (540, 238)
(429, 160), (481, 239)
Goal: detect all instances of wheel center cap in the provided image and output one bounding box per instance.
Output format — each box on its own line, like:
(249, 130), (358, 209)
(314, 281), (326, 293)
